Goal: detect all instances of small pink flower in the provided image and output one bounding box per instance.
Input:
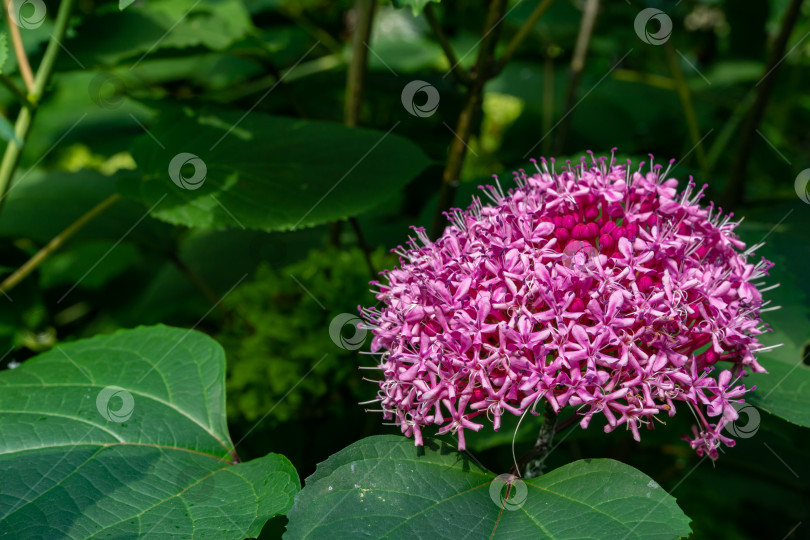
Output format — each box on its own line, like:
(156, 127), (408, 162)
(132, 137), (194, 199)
(360, 151), (774, 459)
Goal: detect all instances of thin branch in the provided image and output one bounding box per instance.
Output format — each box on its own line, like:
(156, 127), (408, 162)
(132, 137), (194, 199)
(0, 73), (33, 107)
(664, 42), (708, 178)
(553, 413), (578, 434)
(342, 0), (379, 272)
(496, 0), (555, 73)
(724, 0), (804, 208)
(168, 254), (221, 308)
(349, 217), (376, 280)
(0, 194), (121, 295)
(4, 0), (34, 92)
(345, 0), (376, 126)
(541, 48), (555, 157)
(613, 68), (675, 91)
(0, 0), (76, 215)
(424, 4), (471, 85)
(554, 0), (599, 154)
(430, 0), (509, 239)
(706, 90), (755, 171)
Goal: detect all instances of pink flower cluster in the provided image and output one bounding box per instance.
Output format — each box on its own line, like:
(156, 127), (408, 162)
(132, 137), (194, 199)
(360, 152), (774, 459)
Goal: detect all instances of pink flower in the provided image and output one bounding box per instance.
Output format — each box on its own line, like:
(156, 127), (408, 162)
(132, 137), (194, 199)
(360, 151), (774, 459)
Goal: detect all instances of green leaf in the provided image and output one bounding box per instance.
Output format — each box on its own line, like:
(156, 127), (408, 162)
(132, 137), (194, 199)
(391, 0), (441, 16)
(64, 0), (253, 66)
(119, 0), (135, 9)
(739, 201), (810, 427)
(0, 325), (300, 538)
(284, 435), (692, 539)
(0, 32), (8, 74)
(124, 108), (432, 232)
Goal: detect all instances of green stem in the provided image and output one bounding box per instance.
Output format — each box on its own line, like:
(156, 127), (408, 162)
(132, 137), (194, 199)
(167, 252), (227, 314)
(349, 217), (376, 280)
(342, 0), (379, 271)
(522, 401), (558, 478)
(4, 0), (34, 91)
(0, 74), (33, 107)
(723, 0), (804, 208)
(430, 0), (509, 240)
(664, 43), (708, 178)
(554, 0), (599, 155)
(0, 193), (121, 295)
(541, 48), (554, 157)
(345, 0), (376, 127)
(496, 0), (555, 73)
(0, 0), (76, 214)
(706, 89), (755, 172)
(424, 4), (471, 85)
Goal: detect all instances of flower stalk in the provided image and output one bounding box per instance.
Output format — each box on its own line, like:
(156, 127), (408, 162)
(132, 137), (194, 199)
(523, 401), (558, 478)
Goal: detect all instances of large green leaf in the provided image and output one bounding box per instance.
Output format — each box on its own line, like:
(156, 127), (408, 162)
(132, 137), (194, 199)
(63, 0), (253, 67)
(124, 108), (431, 232)
(0, 325), (299, 538)
(284, 435), (691, 539)
(739, 201), (810, 427)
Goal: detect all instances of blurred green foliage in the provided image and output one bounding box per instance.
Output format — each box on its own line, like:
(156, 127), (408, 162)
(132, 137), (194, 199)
(218, 246), (393, 425)
(0, 0), (807, 538)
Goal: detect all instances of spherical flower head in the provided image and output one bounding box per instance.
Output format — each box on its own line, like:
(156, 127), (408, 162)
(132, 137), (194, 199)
(359, 151), (775, 459)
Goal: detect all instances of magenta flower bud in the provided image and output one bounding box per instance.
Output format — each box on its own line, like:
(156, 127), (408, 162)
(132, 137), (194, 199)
(607, 203), (624, 217)
(601, 221), (617, 235)
(599, 233), (616, 251)
(704, 349), (720, 364)
(562, 214), (577, 230)
(611, 226), (627, 239)
(571, 223), (590, 240)
(361, 153), (774, 458)
(584, 205), (600, 221)
(638, 275), (654, 292)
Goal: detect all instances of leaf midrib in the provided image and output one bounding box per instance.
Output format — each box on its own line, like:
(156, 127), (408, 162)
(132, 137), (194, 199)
(313, 457), (650, 540)
(1, 382), (232, 456)
(0, 441), (236, 462)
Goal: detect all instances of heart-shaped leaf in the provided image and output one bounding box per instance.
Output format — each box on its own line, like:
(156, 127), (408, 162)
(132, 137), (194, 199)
(284, 435), (691, 539)
(0, 325), (299, 538)
(123, 109), (432, 232)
